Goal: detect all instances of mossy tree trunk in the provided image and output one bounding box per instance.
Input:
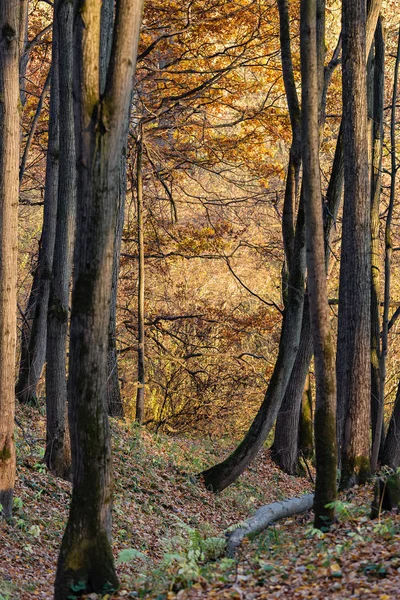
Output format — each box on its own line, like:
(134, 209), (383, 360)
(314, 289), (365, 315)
(337, 0), (371, 488)
(45, 0), (75, 479)
(54, 0), (144, 596)
(0, 0), (20, 519)
(301, 0), (337, 528)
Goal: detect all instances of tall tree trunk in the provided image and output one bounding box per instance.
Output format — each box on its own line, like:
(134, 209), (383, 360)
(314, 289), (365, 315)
(370, 17), (385, 474)
(301, 0), (337, 528)
(107, 161), (125, 418)
(102, 0), (126, 419)
(15, 17), (60, 406)
(337, 0), (371, 488)
(276, 0), (302, 303)
(54, 0), (143, 595)
(45, 0), (75, 479)
(135, 131), (145, 423)
(0, 0), (20, 520)
(380, 25), (400, 470)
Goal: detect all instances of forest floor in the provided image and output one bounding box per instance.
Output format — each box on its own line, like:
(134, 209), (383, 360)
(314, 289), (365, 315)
(1, 407), (400, 599)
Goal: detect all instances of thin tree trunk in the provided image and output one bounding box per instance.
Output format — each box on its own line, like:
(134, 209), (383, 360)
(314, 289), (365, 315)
(45, 0), (75, 479)
(103, 0), (126, 419)
(54, 0), (143, 595)
(299, 372), (314, 459)
(107, 161), (125, 418)
(136, 131), (145, 423)
(337, 0), (371, 488)
(370, 17), (385, 474)
(382, 379), (400, 468)
(0, 1), (20, 520)
(301, 0), (337, 528)
(380, 26), (400, 470)
(277, 0), (302, 303)
(15, 23), (60, 406)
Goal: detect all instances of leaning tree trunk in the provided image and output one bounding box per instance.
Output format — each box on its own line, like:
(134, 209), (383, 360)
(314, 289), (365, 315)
(45, 0), (75, 479)
(370, 17), (385, 474)
(0, 1), (21, 520)
(15, 18), (60, 406)
(301, 0), (337, 528)
(54, 0), (144, 596)
(271, 297), (313, 474)
(337, 0), (371, 488)
(201, 198), (306, 492)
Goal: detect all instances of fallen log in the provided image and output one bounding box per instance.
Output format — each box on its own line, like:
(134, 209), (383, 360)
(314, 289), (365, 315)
(225, 493), (314, 557)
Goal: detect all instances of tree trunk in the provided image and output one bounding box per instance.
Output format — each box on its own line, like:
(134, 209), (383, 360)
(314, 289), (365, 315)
(102, 0), (126, 419)
(45, 0), (75, 479)
(271, 298), (313, 474)
(380, 26), (400, 470)
(301, 0), (337, 528)
(135, 131), (145, 423)
(54, 0), (143, 595)
(382, 380), (400, 468)
(370, 17), (385, 474)
(337, 0), (371, 488)
(107, 160), (125, 418)
(299, 372), (314, 459)
(15, 16), (60, 406)
(226, 494), (314, 557)
(0, 1), (20, 520)
(277, 0), (301, 304)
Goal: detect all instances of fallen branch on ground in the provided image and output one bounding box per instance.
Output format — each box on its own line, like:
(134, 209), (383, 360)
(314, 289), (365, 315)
(225, 493), (314, 557)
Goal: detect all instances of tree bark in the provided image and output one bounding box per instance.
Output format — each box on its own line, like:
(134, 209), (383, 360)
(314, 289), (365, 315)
(135, 130), (145, 423)
(271, 298), (313, 474)
(301, 0), (337, 528)
(276, 0), (302, 302)
(45, 0), (75, 479)
(226, 494), (314, 557)
(337, 0), (371, 488)
(107, 160), (125, 418)
(370, 17), (385, 474)
(54, 0), (143, 595)
(0, 0), (20, 520)
(15, 16), (60, 406)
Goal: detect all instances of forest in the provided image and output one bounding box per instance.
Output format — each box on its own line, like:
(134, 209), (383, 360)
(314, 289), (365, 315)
(1, 0), (400, 597)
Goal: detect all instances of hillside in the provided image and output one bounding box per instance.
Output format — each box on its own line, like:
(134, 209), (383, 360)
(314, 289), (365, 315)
(2, 408), (400, 599)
